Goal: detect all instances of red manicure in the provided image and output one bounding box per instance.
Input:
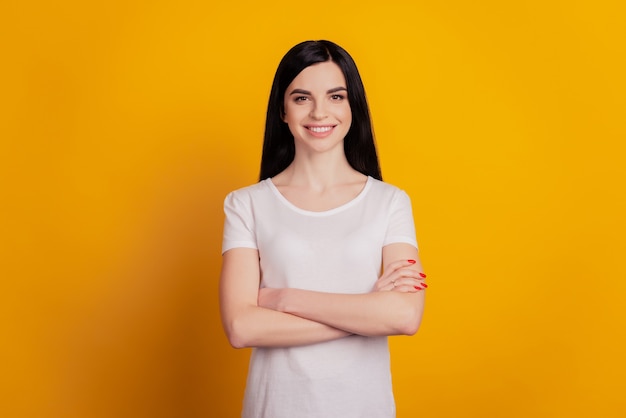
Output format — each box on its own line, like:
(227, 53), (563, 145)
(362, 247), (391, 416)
(422, 283), (428, 288)
(419, 272), (427, 278)
(408, 259), (416, 264)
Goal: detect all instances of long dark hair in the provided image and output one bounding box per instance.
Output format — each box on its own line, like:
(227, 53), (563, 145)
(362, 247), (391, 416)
(259, 40), (382, 181)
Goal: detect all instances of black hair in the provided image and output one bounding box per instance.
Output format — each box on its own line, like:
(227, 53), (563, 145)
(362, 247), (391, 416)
(259, 40), (382, 181)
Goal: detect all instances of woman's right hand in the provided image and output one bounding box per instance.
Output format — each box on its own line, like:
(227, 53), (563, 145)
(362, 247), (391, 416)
(374, 259), (427, 293)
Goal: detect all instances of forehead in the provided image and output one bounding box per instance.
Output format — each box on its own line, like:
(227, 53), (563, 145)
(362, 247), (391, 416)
(288, 61), (347, 90)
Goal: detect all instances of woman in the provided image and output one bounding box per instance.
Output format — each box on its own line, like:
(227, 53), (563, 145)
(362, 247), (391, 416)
(219, 40), (427, 418)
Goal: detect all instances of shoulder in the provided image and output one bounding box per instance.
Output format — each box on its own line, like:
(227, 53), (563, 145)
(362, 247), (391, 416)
(367, 177), (411, 201)
(225, 180), (272, 202)
(364, 178), (414, 217)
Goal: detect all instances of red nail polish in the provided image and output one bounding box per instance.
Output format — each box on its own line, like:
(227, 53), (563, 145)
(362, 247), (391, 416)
(419, 272), (427, 278)
(408, 259), (416, 264)
(414, 286), (421, 290)
(422, 283), (428, 288)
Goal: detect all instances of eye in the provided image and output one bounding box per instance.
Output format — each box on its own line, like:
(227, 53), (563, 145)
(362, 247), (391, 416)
(294, 96), (309, 102)
(330, 94), (346, 101)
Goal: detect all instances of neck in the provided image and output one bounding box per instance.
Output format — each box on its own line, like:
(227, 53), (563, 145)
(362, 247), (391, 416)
(279, 150), (362, 189)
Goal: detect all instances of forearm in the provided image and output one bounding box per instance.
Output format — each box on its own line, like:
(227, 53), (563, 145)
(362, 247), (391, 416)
(220, 248), (350, 349)
(223, 303), (350, 349)
(275, 289), (424, 337)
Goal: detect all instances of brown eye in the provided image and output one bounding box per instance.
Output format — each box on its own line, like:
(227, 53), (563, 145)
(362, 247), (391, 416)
(330, 94), (345, 101)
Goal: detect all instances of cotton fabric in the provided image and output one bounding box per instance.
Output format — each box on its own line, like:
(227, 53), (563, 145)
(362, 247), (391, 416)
(222, 176), (417, 418)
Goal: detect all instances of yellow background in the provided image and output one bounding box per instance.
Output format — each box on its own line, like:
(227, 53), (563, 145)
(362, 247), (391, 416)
(1, 1), (625, 417)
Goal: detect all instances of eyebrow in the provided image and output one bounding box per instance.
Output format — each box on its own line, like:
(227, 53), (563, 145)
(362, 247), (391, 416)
(289, 87), (348, 95)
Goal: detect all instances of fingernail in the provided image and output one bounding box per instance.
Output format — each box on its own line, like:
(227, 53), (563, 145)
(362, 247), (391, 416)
(408, 259), (416, 264)
(422, 283), (428, 288)
(414, 286), (421, 290)
(419, 272), (427, 278)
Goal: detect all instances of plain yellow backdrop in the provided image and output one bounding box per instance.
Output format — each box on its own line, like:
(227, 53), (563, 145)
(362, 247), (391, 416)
(1, 1), (625, 417)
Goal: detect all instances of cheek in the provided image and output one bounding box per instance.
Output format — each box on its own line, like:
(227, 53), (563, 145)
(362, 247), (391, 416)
(283, 109), (299, 127)
(282, 112), (301, 137)
(341, 106), (353, 124)
(284, 102), (305, 119)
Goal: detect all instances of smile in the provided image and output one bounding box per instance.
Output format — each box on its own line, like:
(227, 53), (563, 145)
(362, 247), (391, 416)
(306, 126), (334, 133)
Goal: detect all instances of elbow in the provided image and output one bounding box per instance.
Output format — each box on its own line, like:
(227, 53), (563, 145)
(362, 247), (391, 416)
(391, 294), (424, 336)
(397, 314), (422, 336)
(226, 332), (247, 349)
(224, 317), (252, 349)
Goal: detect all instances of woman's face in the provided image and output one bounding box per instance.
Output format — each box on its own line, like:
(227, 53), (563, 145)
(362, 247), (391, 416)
(282, 61), (352, 155)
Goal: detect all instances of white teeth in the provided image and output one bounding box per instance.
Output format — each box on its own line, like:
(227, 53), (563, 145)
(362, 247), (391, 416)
(308, 126), (333, 133)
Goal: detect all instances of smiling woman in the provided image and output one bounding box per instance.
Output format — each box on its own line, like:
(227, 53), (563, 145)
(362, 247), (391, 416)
(282, 61), (352, 152)
(218, 40), (427, 418)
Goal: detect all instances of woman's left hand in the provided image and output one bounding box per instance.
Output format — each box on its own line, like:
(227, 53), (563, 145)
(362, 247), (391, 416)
(374, 259), (427, 293)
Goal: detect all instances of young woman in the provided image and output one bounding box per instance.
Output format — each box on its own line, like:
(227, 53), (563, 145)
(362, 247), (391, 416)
(219, 40), (427, 418)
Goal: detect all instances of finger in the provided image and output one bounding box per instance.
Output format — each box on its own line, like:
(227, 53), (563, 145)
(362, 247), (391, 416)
(390, 282), (423, 293)
(376, 264), (427, 292)
(390, 268), (425, 285)
(377, 272), (417, 292)
(391, 278), (428, 292)
(384, 259), (418, 274)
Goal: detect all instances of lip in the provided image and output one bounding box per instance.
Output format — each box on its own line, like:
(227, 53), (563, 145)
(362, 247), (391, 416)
(304, 124), (336, 138)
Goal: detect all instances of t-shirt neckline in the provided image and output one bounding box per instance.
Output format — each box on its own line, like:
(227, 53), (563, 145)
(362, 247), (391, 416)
(265, 176), (373, 216)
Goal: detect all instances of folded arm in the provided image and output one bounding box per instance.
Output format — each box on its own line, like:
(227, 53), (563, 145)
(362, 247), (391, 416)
(219, 248), (351, 349)
(220, 243), (426, 348)
(258, 243), (426, 337)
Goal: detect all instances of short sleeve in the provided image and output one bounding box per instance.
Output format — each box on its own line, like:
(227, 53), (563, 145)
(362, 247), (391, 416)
(383, 189), (418, 249)
(221, 191), (258, 254)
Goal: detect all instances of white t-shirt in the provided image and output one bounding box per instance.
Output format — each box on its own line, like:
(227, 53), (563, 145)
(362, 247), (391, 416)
(222, 176), (418, 418)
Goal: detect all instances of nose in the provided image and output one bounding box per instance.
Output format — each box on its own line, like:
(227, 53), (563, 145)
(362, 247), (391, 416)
(309, 101), (328, 120)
